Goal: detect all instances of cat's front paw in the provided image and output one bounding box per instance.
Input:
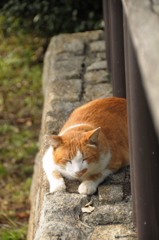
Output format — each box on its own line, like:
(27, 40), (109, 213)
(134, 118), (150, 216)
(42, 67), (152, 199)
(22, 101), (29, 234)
(50, 180), (66, 193)
(78, 181), (97, 195)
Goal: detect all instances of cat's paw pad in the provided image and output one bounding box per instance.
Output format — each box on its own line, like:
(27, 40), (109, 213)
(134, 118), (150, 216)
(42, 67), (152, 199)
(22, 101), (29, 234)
(50, 180), (66, 193)
(78, 181), (97, 195)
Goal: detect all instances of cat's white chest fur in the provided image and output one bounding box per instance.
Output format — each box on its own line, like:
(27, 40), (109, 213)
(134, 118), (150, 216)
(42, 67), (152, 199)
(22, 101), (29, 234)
(42, 146), (55, 173)
(42, 146), (112, 194)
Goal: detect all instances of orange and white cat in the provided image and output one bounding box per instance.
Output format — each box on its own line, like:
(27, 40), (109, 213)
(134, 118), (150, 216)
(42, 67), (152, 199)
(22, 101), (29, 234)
(43, 97), (129, 195)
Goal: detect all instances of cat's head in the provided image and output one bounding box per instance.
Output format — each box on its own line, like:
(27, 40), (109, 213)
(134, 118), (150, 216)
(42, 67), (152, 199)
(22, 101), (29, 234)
(46, 128), (100, 179)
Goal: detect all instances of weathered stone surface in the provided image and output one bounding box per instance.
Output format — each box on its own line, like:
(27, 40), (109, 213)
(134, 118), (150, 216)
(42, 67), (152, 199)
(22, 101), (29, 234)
(89, 40), (106, 52)
(98, 185), (123, 204)
(35, 222), (85, 240)
(63, 39), (85, 55)
(52, 71), (82, 81)
(84, 55), (100, 68)
(46, 101), (81, 134)
(90, 225), (137, 240)
(82, 202), (132, 226)
(34, 193), (89, 240)
(96, 52), (107, 60)
(84, 83), (112, 101)
(87, 61), (107, 71)
(84, 70), (110, 83)
(65, 179), (80, 193)
(53, 56), (84, 75)
(109, 170), (126, 183)
(49, 30), (104, 56)
(50, 79), (82, 102)
(44, 192), (87, 223)
(28, 30), (133, 240)
(42, 40), (55, 95)
(124, 166), (130, 182)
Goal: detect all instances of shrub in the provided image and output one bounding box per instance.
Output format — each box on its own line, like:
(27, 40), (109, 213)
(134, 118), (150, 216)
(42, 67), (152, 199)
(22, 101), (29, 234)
(0, 0), (103, 37)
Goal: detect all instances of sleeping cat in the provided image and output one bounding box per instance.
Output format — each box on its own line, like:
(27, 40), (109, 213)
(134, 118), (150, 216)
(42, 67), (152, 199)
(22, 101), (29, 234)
(43, 97), (129, 195)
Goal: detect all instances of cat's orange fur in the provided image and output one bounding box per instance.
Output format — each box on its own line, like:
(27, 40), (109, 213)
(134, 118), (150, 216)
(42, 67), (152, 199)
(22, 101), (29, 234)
(43, 97), (129, 195)
(59, 97), (128, 170)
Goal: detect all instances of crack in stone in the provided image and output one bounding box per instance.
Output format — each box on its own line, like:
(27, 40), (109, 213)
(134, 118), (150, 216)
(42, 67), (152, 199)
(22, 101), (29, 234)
(149, 0), (159, 15)
(79, 59), (86, 101)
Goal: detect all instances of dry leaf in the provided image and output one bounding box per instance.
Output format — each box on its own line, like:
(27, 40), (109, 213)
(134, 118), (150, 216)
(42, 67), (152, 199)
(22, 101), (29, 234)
(84, 200), (93, 207)
(81, 205), (95, 213)
(25, 120), (32, 126)
(16, 212), (30, 219)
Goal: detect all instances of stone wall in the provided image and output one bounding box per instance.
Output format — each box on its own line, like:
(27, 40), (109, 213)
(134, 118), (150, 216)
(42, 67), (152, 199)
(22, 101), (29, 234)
(28, 30), (137, 240)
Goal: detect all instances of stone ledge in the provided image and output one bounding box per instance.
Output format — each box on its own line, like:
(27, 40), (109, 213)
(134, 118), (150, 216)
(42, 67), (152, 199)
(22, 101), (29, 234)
(28, 30), (136, 240)
(90, 225), (137, 240)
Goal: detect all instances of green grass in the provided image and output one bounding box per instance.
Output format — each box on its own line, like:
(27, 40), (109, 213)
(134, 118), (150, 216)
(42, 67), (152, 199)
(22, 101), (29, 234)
(0, 225), (27, 240)
(0, 16), (46, 239)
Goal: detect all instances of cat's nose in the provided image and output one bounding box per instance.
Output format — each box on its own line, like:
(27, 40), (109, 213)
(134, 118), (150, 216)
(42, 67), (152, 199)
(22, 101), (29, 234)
(75, 168), (87, 176)
(75, 171), (81, 176)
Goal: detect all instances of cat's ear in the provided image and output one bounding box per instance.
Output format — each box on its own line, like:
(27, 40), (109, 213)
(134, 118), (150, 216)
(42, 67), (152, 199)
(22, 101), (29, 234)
(86, 127), (101, 146)
(45, 135), (62, 149)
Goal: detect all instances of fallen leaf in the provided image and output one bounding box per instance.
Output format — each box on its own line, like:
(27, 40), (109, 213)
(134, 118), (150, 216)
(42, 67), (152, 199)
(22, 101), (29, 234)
(16, 212), (30, 219)
(81, 206), (95, 213)
(84, 200), (93, 207)
(25, 120), (32, 126)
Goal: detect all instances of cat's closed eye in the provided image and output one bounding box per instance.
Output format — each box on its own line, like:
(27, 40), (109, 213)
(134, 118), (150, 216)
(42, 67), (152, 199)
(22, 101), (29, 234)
(83, 158), (88, 161)
(66, 160), (72, 164)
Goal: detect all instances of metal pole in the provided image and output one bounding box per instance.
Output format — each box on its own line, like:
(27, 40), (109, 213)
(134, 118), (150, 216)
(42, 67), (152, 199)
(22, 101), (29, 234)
(103, 0), (111, 73)
(123, 12), (136, 226)
(125, 21), (159, 240)
(109, 0), (126, 98)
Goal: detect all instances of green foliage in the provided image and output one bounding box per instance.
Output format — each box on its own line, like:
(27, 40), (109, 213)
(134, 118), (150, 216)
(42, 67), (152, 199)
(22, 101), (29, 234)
(0, 32), (43, 169)
(0, 0), (103, 37)
(0, 163), (7, 177)
(0, 20), (44, 238)
(0, 225), (27, 240)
